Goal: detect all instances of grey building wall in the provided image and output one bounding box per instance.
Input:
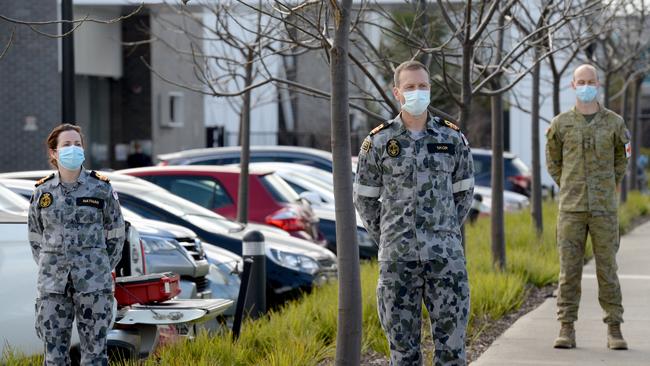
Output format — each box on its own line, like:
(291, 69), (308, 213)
(150, 8), (205, 158)
(292, 48), (373, 153)
(0, 0), (61, 172)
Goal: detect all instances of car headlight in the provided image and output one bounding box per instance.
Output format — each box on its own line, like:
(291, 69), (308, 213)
(267, 248), (320, 274)
(356, 228), (375, 248)
(141, 237), (178, 254)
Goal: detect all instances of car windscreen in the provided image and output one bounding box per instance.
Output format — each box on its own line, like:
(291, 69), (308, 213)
(283, 173), (335, 202)
(506, 157), (530, 176)
(473, 154), (491, 176)
(472, 154), (530, 177)
(259, 173), (300, 203)
(0, 184), (29, 214)
(123, 187), (243, 232)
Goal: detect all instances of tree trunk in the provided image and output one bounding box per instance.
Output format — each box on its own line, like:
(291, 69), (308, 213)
(61, 0), (76, 124)
(491, 90), (506, 270)
(620, 80), (630, 203)
(552, 73), (561, 116)
(630, 77), (642, 191)
(531, 47), (543, 236)
(459, 1), (473, 126)
(490, 11), (506, 271)
(236, 47), (254, 223)
(418, 0), (432, 67)
(330, 1), (362, 365)
(603, 73), (611, 109)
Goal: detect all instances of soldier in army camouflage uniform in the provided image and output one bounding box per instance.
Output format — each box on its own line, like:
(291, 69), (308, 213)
(28, 124), (125, 365)
(546, 64), (630, 350)
(354, 61), (474, 366)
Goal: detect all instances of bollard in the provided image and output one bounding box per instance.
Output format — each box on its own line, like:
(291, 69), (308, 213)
(232, 231), (266, 340)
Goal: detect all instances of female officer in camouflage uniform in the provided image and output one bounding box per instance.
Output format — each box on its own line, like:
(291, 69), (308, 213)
(28, 124), (125, 365)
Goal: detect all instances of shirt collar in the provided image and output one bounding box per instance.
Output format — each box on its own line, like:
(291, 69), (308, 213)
(571, 103), (603, 117)
(53, 167), (87, 186)
(392, 113), (438, 136)
(77, 168), (89, 185)
(392, 114), (408, 136)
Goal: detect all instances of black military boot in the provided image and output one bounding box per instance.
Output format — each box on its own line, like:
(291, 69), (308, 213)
(607, 323), (628, 350)
(553, 322), (576, 349)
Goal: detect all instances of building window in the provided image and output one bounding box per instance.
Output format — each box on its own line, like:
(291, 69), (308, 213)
(161, 91), (184, 127)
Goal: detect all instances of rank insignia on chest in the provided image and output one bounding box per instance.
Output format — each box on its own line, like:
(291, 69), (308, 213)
(39, 192), (53, 208)
(386, 139), (401, 157)
(427, 143), (455, 155)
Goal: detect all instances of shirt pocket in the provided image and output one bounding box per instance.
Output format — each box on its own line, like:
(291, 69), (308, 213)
(381, 157), (414, 200)
(427, 153), (458, 231)
(75, 207), (105, 248)
(595, 128), (615, 166)
(562, 127), (582, 155)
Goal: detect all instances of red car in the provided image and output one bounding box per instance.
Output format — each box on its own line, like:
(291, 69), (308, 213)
(119, 166), (325, 244)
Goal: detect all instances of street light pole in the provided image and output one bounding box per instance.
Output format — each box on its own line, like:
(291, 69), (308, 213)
(61, 0), (76, 124)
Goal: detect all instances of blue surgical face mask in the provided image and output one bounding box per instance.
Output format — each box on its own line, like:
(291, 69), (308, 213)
(575, 85), (598, 103)
(57, 146), (85, 170)
(401, 89), (430, 116)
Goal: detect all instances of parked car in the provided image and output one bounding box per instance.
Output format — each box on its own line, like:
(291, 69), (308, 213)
(246, 163), (336, 207)
(0, 181), (29, 216)
(157, 145), (339, 173)
(472, 148), (532, 197)
(0, 171), (337, 303)
(473, 185), (530, 213)
(239, 163), (377, 258)
(0, 178), (221, 301)
(119, 166), (325, 245)
(0, 188), (232, 362)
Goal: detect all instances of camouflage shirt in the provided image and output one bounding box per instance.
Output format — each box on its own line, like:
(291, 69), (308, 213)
(546, 106), (630, 212)
(28, 170), (125, 294)
(353, 114), (475, 262)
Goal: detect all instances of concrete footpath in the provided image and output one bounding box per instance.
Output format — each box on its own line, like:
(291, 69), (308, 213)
(472, 220), (650, 366)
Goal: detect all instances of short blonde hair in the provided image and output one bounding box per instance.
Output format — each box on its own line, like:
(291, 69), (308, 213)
(394, 60), (429, 87)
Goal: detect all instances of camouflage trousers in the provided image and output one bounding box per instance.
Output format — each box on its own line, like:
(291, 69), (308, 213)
(556, 211), (623, 324)
(377, 258), (469, 366)
(35, 278), (113, 366)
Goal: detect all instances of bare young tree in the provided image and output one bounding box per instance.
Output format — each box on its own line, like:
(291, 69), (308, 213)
(328, 0), (362, 363)
(508, 0), (605, 237)
(429, 0), (601, 268)
(0, 5), (142, 60)
(586, 0), (650, 201)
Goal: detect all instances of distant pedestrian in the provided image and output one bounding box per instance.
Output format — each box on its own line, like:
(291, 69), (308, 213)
(354, 60), (474, 365)
(546, 64), (630, 350)
(28, 124), (125, 364)
(127, 141), (153, 168)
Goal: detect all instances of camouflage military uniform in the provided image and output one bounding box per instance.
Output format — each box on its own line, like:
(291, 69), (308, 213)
(28, 170), (125, 366)
(546, 106), (630, 325)
(354, 114), (474, 366)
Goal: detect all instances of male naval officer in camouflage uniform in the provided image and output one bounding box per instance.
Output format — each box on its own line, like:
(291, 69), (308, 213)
(354, 60), (474, 365)
(28, 170), (125, 365)
(546, 64), (630, 350)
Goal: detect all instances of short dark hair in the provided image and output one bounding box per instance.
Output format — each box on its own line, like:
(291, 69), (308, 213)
(46, 123), (85, 168)
(394, 60), (429, 87)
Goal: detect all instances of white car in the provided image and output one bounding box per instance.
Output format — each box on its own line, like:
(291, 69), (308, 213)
(0, 186), (232, 361)
(473, 186), (530, 213)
